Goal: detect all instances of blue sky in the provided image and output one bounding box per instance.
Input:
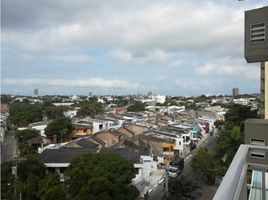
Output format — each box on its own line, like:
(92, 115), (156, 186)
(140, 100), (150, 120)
(1, 0), (266, 96)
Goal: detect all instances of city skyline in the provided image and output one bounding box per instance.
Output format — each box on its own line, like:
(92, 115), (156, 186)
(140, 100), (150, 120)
(2, 0), (267, 96)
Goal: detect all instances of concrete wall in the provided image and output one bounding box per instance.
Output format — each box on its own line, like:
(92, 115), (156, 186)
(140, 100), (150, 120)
(245, 119), (268, 165)
(245, 6), (268, 63)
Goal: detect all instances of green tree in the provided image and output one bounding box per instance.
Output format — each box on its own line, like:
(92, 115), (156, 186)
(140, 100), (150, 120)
(218, 126), (243, 164)
(1, 161), (15, 200)
(18, 129), (39, 143)
(15, 157), (46, 200)
(191, 149), (225, 183)
(38, 173), (66, 200)
(45, 117), (74, 142)
(44, 106), (65, 119)
(77, 97), (103, 117)
(168, 177), (200, 200)
(18, 143), (36, 157)
(225, 104), (257, 128)
(112, 97), (129, 107)
(127, 101), (145, 112)
(1, 95), (11, 103)
(9, 102), (43, 126)
(66, 153), (139, 200)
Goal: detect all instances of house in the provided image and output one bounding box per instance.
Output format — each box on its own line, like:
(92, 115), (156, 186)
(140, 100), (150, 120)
(101, 139), (165, 197)
(28, 121), (48, 136)
(27, 135), (51, 148)
(117, 124), (149, 138)
(93, 129), (126, 147)
(64, 110), (78, 118)
(70, 122), (93, 139)
(39, 136), (104, 181)
(138, 130), (185, 164)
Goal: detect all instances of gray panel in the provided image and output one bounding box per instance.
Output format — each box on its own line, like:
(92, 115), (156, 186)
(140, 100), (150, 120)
(245, 6), (268, 63)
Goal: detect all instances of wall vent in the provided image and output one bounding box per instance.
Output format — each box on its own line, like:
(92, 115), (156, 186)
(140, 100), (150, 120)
(250, 22), (266, 44)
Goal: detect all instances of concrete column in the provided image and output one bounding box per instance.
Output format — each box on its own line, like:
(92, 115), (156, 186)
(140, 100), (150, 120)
(265, 62), (268, 119)
(261, 62), (268, 119)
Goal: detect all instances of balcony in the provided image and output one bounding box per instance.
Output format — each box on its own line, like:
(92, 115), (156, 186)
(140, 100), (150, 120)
(213, 145), (268, 200)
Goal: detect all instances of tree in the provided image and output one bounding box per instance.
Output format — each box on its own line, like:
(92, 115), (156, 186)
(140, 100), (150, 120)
(45, 117), (74, 142)
(18, 129), (39, 143)
(1, 161), (15, 200)
(225, 104), (257, 128)
(16, 157), (46, 200)
(44, 106), (65, 119)
(218, 126), (243, 165)
(9, 102), (43, 127)
(1, 94), (11, 103)
(18, 143), (36, 157)
(66, 153), (139, 200)
(38, 173), (66, 200)
(127, 101), (145, 112)
(191, 149), (225, 183)
(168, 177), (200, 200)
(112, 97), (129, 107)
(77, 97), (103, 117)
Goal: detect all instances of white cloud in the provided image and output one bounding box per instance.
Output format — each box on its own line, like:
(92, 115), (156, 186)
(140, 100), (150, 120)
(2, 78), (140, 89)
(194, 57), (259, 80)
(175, 79), (211, 90)
(109, 49), (168, 64)
(169, 60), (183, 68)
(50, 54), (91, 62)
(2, 0), (258, 58)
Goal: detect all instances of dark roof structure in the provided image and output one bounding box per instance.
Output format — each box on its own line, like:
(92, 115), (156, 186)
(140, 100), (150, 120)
(27, 136), (51, 145)
(39, 137), (102, 164)
(101, 139), (150, 163)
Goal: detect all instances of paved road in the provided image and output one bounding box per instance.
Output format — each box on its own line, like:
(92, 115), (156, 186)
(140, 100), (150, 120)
(183, 134), (218, 177)
(148, 133), (219, 200)
(147, 180), (166, 200)
(1, 128), (17, 162)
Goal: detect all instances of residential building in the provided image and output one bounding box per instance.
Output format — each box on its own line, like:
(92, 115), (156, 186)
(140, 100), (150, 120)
(39, 136), (104, 181)
(93, 129), (126, 147)
(101, 139), (164, 197)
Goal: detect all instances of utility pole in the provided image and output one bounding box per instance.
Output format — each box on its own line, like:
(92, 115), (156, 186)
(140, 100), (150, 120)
(12, 125), (18, 200)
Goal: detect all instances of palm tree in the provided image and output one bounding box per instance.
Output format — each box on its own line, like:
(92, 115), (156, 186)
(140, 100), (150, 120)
(218, 126), (242, 165)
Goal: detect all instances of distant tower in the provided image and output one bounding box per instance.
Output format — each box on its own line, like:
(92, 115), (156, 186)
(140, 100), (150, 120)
(232, 88), (239, 97)
(34, 89), (38, 98)
(88, 92), (93, 97)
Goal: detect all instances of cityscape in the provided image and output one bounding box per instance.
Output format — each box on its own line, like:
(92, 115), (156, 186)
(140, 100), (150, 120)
(1, 1), (268, 200)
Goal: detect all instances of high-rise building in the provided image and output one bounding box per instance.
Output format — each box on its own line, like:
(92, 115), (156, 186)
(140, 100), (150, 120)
(232, 88), (239, 97)
(34, 88), (38, 98)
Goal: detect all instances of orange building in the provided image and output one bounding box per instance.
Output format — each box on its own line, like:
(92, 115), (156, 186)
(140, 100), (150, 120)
(71, 124), (93, 139)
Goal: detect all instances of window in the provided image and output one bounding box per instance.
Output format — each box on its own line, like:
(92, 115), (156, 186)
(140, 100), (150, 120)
(163, 147), (169, 152)
(250, 138), (265, 146)
(250, 22), (265, 44)
(250, 151), (265, 159)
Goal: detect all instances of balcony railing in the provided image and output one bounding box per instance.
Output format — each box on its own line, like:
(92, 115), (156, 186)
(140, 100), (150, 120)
(213, 144), (268, 200)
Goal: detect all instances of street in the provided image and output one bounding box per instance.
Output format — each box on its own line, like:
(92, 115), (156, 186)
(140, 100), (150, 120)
(1, 128), (17, 162)
(148, 132), (219, 200)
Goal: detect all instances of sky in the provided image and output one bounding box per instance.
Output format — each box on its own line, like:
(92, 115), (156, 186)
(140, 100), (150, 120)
(1, 0), (267, 96)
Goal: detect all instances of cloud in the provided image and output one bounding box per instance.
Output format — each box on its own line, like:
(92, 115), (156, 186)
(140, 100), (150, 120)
(2, 78), (140, 89)
(50, 54), (91, 62)
(109, 49), (168, 64)
(175, 79), (211, 90)
(3, 0), (265, 57)
(169, 60), (183, 68)
(194, 57), (259, 80)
